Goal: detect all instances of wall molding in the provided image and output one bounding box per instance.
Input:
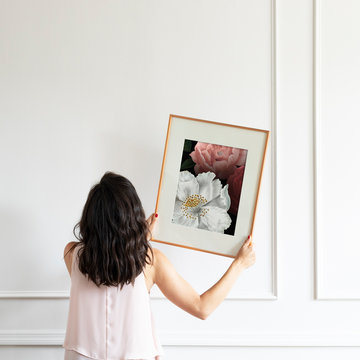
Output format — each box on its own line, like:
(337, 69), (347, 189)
(0, 291), (277, 300)
(0, 0), (279, 302)
(0, 291), (70, 299)
(1, 330), (360, 347)
(270, 0), (278, 301)
(313, 0), (360, 300)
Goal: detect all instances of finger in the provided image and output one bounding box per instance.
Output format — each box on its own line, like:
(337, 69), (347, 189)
(150, 213), (158, 224)
(148, 213), (155, 224)
(241, 236), (251, 248)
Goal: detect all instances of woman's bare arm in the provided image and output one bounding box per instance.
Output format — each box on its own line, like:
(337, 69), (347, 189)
(152, 236), (255, 320)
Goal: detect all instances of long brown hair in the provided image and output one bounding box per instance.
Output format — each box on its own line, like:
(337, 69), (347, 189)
(65, 171), (153, 288)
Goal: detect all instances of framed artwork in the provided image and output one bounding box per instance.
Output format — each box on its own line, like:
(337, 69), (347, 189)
(152, 114), (270, 258)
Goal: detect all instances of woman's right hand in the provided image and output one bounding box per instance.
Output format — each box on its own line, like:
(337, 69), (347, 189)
(152, 234), (256, 320)
(234, 235), (256, 269)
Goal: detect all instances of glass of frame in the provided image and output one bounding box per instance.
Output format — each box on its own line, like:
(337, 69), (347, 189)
(152, 114), (270, 258)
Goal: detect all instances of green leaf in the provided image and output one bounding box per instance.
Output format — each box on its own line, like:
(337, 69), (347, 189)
(183, 139), (193, 153)
(180, 158), (195, 171)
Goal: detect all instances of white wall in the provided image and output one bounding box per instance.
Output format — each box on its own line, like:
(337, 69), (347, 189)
(1, 0), (360, 358)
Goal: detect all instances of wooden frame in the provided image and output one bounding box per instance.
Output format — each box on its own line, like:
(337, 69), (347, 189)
(152, 114), (270, 258)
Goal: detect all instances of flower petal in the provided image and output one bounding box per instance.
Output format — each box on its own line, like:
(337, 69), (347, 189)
(206, 184), (231, 211)
(176, 171), (199, 201)
(196, 147), (212, 171)
(172, 212), (199, 228)
(228, 148), (241, 166)
(196, 171), (221, 202)
(235, 149), (248, 167)
(213, 160), (232, 179)
(172, 199), (184, 220)
(189, 150), (199, 164)
(198, 206), (232, 233)
(202, 149), (212, 164)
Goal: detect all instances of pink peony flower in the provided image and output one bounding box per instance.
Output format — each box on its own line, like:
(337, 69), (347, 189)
(227, 165), (245, 215)
(190, 142), (247, 179)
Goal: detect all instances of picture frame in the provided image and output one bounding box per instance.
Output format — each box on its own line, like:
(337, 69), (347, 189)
(152, 114), (270, 258)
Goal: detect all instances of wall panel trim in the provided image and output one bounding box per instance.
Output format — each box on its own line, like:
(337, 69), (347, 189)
(1, 330), (360, 347)
(0, 291), (277, 300)
(313, 0), (360, 300)
(0, 0), (279, 301)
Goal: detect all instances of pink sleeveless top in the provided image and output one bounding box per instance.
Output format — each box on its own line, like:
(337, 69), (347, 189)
(63, 245), (164, 360)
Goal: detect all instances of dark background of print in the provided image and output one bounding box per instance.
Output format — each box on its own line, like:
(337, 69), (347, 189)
(178, 138), (247, 236)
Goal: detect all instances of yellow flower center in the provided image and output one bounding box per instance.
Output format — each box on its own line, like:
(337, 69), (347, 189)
(181, 194), (208, 220)
(183, 194), (207, 207)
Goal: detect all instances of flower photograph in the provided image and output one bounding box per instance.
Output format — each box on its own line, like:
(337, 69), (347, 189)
(171, 139), (248, 235)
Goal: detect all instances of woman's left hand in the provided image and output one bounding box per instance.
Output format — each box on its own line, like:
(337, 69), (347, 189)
(146, 213), (158, 239)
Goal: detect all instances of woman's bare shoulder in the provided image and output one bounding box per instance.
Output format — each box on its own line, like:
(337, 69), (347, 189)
(147, 247), (168, 268)
(63, 241), (79, 275)
(143, 247), (168, 292)
(64, 241), (78, 256)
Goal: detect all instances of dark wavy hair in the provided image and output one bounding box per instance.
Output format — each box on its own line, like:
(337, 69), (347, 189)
(65, 171), (153, 288)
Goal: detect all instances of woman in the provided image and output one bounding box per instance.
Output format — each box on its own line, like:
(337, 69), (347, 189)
(63, 171), (255, 360)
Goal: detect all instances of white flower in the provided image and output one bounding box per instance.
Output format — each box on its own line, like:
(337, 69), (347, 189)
(172, 170), (232, 233)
